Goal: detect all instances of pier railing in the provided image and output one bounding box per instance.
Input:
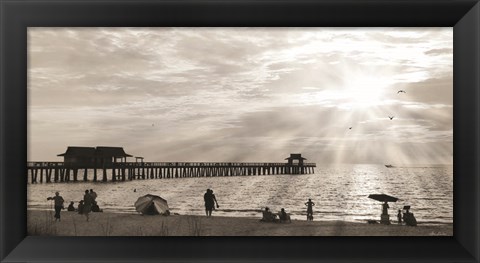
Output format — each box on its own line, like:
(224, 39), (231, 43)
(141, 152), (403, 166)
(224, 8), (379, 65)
(27, 161), (316, 183)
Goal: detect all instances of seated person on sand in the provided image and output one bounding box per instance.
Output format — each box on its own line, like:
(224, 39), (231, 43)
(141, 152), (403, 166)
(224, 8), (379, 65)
(67, 201), (76, 212)
(91, 203), (102, 212)
(260, 207), (277, 222)
(403, 209), (417, 227)
(278, 208), (291, 223)
(77, 200), (84, 214)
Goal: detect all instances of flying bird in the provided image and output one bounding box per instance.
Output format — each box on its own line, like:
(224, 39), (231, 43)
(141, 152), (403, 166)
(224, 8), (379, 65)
(388, 116), (394, 120)
(397, 90), (406, 94)
(349, 127), (352, 130)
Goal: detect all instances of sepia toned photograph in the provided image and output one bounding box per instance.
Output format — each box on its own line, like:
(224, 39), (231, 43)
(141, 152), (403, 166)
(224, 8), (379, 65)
(27, 27), (453, 236)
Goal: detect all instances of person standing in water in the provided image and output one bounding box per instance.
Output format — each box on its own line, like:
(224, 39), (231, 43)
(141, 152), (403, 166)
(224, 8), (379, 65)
(47, 192), (64, 222)
(305, 199), (315, 221)
(204, 189), (214, 217)
(204, 189), (219, 217)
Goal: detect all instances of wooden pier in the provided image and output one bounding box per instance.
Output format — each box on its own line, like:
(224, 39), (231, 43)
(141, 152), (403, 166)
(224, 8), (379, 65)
(26, 161), (316, 183)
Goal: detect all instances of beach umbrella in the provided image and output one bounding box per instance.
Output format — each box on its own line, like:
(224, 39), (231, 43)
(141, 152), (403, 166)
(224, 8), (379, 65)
(368, 194), (398, 202)
(135, 194), (169, 215)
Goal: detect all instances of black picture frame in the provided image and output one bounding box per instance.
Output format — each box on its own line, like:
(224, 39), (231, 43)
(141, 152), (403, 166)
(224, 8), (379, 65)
(1, 0), (479, 262)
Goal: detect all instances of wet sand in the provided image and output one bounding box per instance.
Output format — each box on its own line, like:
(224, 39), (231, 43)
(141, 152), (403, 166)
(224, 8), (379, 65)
(27, 210), (452, 236)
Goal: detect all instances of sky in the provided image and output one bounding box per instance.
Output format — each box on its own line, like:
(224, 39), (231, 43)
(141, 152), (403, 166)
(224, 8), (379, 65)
(27, 27), (453, 165)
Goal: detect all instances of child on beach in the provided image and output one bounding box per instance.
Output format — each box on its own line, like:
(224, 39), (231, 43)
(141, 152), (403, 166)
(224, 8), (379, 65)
(77, 200), (84, 214)
(305, 199), (315, 221)
(279, 208), (291, 223)
(67, 201), (75, 212)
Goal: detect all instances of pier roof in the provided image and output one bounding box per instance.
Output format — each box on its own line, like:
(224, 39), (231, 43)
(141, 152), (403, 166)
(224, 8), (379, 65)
(57, 146), (96, 157)
(58, 146), (133, 158)
(95, 146), (133, 157)
(285, 153), (307, 160)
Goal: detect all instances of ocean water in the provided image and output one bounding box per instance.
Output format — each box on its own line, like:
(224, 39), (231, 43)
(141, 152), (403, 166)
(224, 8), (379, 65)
(27, 164), (453, 225)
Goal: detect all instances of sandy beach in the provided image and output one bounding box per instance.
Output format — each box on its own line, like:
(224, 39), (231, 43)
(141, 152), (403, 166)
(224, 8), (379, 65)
(27, 210), (452, 236)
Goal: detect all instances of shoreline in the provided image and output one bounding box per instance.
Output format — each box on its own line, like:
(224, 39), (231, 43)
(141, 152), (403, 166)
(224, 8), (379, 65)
(28, 209), (453, 236)
(27, 207), (453, 226)
(27, 207), (453, 227)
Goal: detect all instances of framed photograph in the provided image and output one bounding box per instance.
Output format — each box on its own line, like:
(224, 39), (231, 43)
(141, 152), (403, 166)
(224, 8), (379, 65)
(1, 0), (479, 262)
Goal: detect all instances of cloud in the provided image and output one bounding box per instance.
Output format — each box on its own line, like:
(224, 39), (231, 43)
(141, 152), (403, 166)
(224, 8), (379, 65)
(28, 27), (452, 164)
(425, 48), (452, 55)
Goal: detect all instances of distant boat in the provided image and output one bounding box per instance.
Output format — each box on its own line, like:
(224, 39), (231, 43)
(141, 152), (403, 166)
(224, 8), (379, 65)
(385, 164), (394, 168)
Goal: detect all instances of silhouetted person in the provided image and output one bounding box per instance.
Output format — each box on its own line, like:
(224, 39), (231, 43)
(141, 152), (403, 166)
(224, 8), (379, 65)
(260, 207), (277, 222)
(204, 189), (215, 217)
(83, 190), (94, 221)
(279, 208), (291, 223)
(47, 192), (64, 221)
(382, 201), (389, 215)
(77, 200), (84, 214)
(67, 201), (75, 212)
(91, 203), (101, 212)
(305, 199), (315, 221)
(89, 189), (97, 204)
(403, 207), (417, 226)
(397, 209), (402, 224)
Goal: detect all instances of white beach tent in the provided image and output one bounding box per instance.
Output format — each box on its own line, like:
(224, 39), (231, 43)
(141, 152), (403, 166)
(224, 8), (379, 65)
(134, 194), (169, 215)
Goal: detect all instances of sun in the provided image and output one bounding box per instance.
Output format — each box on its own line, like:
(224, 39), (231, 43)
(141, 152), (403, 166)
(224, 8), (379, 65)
(341, 75), (391, 109)
(296, 74), (393, 110)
